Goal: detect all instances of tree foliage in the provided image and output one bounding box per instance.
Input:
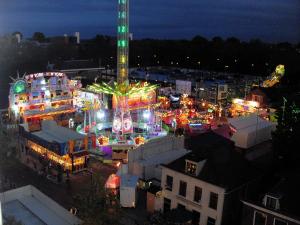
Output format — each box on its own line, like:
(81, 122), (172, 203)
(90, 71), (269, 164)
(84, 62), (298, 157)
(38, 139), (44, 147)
(272, 97), (300, 165)
(73, 173), (121, 225)
(32, 32), (45, 42)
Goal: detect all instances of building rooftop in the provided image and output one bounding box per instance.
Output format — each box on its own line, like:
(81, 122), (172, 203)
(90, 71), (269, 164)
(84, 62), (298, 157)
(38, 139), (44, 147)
(267, 173), (300, 218)
(242, 169), (300, 223)
(33, 120), (84, 143)
(165, 132), (260, 191)
(185, 131), (235, 154)
(0, 185), (81, 225)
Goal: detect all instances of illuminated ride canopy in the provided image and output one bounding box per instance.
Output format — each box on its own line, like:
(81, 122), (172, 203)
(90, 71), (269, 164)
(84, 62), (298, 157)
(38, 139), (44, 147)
(83, 0), (161, 142)
(87, 82), (158, 135)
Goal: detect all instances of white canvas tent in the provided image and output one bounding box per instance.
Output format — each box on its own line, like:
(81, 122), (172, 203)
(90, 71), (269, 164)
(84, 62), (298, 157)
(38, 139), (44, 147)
(120, 174), (139, 208)
(229, 114), (276, 149)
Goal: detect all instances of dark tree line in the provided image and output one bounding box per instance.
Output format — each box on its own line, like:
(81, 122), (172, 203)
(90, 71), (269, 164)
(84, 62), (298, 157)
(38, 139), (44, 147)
(1, 32), (300, 86)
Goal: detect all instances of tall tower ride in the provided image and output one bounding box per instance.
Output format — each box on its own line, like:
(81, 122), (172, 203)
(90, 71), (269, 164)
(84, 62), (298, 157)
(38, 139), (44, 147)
(113, 0), (133, 137)
(117, 0), (129, 84)
(87, 0), (157, 139)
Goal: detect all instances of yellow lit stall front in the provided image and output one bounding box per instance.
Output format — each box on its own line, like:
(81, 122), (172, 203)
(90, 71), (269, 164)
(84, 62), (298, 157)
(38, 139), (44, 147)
(19, 121), (88, 175)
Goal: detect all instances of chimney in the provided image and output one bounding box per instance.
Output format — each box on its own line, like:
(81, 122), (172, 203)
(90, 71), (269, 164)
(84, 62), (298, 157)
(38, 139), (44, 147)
(75, 32), (80, 44)
(129, 33), (133, 41)
(15, 33), (21, 44)
(64, 34), (69, 44)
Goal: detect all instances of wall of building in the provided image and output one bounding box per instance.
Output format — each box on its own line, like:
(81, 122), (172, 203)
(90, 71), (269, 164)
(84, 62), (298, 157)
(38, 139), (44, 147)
(128, 135), (185, 180)
(129, 135), (184, 162)
(222, 188), (247, 225)
(196, 81), (228, 105)
(161, 167), (225, 225)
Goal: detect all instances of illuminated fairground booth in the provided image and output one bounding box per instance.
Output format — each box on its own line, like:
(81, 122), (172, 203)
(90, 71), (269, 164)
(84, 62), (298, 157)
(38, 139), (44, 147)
(19, 120), (88, 179)
(229, 98), (260, 117)
(8, 72), (81, 129)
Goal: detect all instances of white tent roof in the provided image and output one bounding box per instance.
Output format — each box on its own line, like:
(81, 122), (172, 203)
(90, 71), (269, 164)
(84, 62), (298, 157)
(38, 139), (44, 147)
(228, 114), (269, 131)
(228, 114), (276, 149)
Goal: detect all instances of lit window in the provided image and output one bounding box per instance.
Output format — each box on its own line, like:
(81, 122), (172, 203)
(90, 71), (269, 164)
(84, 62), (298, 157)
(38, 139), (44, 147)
(186, 161), (197, 175)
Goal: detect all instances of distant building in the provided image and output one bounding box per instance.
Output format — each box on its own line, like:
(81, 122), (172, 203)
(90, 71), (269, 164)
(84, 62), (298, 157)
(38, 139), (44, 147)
(197, 80), (228, 105)
(0, 185), (81, 225)
(176, 80), (192, 95)
(159, 132), (260, 225)
(241, 172), (300, 225)
(246, 87), (281, 109)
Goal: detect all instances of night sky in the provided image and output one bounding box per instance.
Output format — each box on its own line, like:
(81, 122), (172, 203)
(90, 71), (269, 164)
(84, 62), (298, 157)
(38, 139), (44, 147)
(0, 0), (299, 43)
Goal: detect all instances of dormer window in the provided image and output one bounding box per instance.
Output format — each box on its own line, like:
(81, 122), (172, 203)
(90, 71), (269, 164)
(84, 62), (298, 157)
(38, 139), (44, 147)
(186, 161), (197, 176)
(185, 158), (206, 176)
(264, 195), (280, 210)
